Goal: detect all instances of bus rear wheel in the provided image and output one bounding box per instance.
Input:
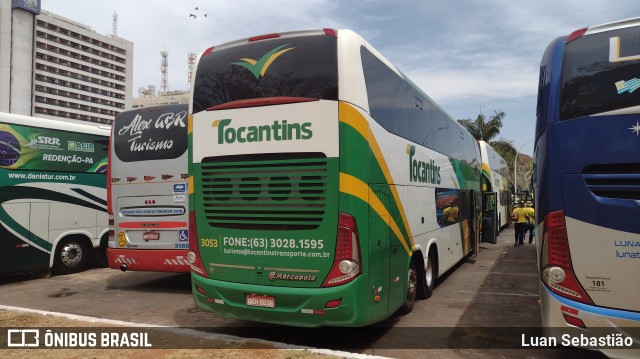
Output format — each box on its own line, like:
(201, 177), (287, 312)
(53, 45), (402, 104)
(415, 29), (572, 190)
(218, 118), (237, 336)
(418, 250), (435, 299)
(398, 259), (418, 315)
(53, 237), (89, 275)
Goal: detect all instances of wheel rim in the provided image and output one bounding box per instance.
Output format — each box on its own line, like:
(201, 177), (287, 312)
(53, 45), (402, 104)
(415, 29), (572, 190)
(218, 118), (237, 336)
(425, 258), (433, 288)
(60, 242), (83, 267)
(407, 266), (417, 301)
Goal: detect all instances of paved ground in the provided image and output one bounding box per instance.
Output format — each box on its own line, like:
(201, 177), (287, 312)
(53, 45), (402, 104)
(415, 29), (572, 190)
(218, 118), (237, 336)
(0, 225), (610, 358)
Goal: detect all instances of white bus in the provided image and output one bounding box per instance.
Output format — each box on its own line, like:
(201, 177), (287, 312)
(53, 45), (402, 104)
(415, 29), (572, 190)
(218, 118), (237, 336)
(188, 29), (484, 327)
(0, 112), (110, 276)
(478, 140), (512, 240)
(107, 104), (190, 272)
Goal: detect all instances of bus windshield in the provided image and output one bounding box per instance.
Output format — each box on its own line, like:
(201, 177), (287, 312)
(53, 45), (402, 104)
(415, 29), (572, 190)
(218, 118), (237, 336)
(560, 26), (640, 120)
(192, 34), (337, 113)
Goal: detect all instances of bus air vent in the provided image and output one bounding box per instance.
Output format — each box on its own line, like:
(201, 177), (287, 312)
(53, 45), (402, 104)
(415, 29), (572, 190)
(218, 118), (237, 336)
(200, 153), (328, 230)
(583, 163), (640, 200)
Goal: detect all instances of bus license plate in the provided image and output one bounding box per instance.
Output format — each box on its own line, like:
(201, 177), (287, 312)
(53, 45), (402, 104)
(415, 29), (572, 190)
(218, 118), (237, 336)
(246, 294), (275, 308)
(143, 231), (159, 241)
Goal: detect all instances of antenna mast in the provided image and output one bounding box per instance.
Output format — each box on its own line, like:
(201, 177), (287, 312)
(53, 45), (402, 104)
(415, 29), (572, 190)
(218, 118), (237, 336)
(188, 52), (196, 86)
(112, 12), (118, 37)
(160, 50), (169, 95)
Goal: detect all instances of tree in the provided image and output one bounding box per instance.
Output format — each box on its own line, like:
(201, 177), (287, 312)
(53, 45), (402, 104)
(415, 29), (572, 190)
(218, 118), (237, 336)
(490, 138), (517, 183)
(458, 110), (518, 183)
(458, 110), (505, 142)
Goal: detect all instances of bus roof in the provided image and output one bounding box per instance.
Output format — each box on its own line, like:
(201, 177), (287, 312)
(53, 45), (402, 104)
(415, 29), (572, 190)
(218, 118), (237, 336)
(0, 112), (111, 136)
(585, 16), (640, 35)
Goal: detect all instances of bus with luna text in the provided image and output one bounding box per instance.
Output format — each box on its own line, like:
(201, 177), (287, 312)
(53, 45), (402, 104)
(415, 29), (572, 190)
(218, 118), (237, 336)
(107, 104), (190, 272)
(535, 17), (640, 356)
(188, 29), (484, 327)
(0, 112), (109, 276)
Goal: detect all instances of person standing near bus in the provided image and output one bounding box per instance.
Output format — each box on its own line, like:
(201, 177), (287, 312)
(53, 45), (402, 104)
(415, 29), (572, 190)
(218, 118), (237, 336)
(511, 200), (527, 246)
(525, 201), (535, 244)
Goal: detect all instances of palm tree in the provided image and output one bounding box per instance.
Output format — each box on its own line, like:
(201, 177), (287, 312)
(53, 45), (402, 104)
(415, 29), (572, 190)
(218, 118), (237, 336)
(458, 111), (518, 182)
(458, 110), (505, 142)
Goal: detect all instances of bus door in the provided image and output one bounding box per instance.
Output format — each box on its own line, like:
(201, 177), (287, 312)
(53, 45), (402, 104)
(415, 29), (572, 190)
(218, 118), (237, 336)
(459, 190), (476, 253)
(367, 184), (391, 320)
(481, 192), (498, 244)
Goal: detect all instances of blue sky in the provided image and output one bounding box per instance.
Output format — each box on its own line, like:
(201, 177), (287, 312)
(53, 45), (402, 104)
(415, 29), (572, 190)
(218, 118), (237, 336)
(44, 0), (639, 156)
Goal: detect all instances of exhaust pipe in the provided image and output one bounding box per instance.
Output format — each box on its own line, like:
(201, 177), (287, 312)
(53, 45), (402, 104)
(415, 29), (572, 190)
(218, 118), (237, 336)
(120, 263), (128, 272)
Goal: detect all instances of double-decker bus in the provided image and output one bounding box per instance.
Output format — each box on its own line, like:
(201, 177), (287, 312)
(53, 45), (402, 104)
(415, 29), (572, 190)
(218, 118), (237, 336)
(187, 29), (483, 327)
(535, 17), (640, 356)
(0, 112), (109, 276)
(478, 140), (512, 241)
(107, 104), (190, 272)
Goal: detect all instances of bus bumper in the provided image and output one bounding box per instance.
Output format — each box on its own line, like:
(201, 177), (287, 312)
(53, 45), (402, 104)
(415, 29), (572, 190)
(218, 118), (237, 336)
(191, 273), (372, 327)
(107, 248), (190, 273)
(539, 285), (640, 359)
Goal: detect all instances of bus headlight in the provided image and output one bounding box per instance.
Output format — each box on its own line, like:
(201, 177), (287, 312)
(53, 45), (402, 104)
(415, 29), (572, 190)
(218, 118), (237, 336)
(188, 251), (196, 264)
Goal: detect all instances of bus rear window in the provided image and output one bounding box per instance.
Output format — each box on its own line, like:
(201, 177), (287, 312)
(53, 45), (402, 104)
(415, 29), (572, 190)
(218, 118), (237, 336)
(113, 104), (188, 162)
(560, 26), (640, 120)
(192, 35), (337, 114)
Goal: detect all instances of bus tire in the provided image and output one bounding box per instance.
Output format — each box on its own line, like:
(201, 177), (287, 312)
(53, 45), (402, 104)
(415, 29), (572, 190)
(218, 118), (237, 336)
(398, 259), (418, 315)
(91, 234), (109, 268)
(53, 236), (89, 275)
(418, 250), (436, 299)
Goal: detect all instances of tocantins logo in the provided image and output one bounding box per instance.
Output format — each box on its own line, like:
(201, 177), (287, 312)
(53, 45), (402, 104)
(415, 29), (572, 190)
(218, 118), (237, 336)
(0, 131), (21, 166)
(213, 118), (312, 144)
(232, 43), (295, 79)
(407, 144), (441, 184)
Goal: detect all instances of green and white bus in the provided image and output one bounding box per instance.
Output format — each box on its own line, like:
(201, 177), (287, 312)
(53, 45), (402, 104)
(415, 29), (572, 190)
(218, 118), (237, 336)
(0, 112), (110, 276)
(188, 29), (482, 327)
(478, 140), (512, 242)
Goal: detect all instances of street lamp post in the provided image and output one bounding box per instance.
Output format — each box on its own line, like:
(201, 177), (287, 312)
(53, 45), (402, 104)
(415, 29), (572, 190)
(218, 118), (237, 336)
(514, 138), (534, 197)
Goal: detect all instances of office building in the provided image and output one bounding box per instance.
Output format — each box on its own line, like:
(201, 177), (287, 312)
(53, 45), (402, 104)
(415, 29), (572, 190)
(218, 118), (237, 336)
(0, 0), (133, 124)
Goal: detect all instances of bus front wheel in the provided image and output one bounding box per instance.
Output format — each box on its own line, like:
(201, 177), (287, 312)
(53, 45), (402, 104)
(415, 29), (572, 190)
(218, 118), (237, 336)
(53, 237), (89, 275)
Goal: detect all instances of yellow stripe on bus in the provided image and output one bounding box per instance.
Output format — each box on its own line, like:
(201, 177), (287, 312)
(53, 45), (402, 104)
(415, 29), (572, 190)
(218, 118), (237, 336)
(339, 173), (411, 256)
(339, 102), (415, 251)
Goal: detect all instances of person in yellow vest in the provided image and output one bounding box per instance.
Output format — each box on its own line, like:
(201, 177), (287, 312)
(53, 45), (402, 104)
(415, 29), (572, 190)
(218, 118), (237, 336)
(525, 201), (535, 244)
(511, 200), (527, 246)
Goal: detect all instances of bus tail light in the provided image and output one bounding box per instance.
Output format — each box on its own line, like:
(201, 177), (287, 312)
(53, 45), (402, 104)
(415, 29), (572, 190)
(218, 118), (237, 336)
(201, 46), (214, 58)
(188, 210), (209, 278)
(322, 213), (362, 288)
(323, 28), (337, 37)
(565, 27), (587, 44)
(249, 33), (281, 42)
(540, 210), (593, 305)
(207, 97), (318, 111)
